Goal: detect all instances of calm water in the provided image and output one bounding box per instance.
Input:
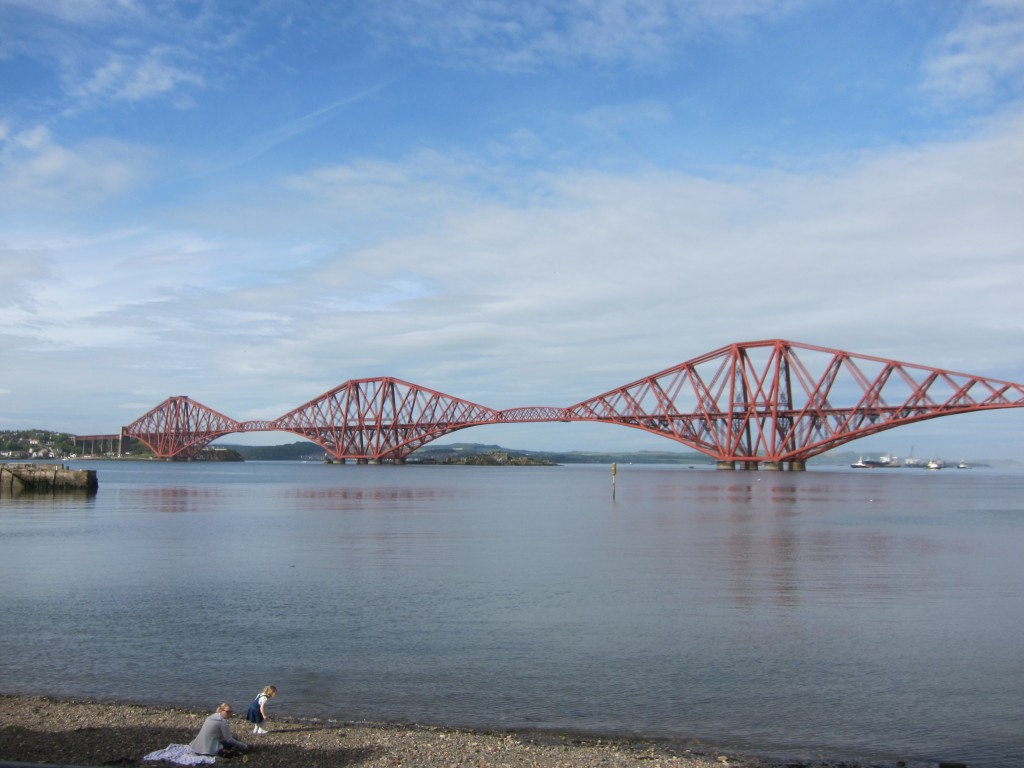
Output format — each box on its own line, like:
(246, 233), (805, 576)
(2, 461), (1022, 767)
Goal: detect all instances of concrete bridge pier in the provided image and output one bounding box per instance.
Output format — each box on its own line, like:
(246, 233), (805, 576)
(716, 459), (807, 471)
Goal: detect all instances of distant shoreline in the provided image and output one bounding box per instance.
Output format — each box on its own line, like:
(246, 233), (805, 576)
(4, 429), (1021, 466)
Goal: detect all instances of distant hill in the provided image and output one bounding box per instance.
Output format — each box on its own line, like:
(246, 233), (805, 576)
(219, 440), (713, 464)
(213, 441), (1018, 466)
(410, 443), (712, 465)
(219, 441), (324, 461)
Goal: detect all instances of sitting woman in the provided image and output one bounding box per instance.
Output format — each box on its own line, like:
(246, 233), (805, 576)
(189, 702), (248, 757)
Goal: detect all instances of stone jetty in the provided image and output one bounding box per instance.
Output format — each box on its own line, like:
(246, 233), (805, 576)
(0, 462), (98, 495)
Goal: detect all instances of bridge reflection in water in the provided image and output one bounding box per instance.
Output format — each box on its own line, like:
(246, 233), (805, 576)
(105, 339), (1024, 469)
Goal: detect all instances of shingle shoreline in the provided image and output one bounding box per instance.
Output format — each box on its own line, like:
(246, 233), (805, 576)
(0, 694), (926, 768)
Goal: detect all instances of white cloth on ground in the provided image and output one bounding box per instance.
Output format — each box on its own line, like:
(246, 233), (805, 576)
(141, 743), (216, 765)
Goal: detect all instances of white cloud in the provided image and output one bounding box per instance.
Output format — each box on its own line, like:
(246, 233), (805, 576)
(34, 105), (991, 430)
(922, 0), (1024, 105)
(7, 109), (1020, 404)
(0, 245), (49, 303)
(269, 110), (1024, 387)
(1, 0), (253, 113)
(0, 0), (144, 24)
(74, 48), (205, 105)
(364, 0), (801, 71)
(0, 125), (147, 209)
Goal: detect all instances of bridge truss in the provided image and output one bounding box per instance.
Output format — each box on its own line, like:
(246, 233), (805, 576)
(122, 396), (241, 460)
(273, 377), (500, 462)
(118, 340), (1024, 467)
(565, 339), (1024, 467)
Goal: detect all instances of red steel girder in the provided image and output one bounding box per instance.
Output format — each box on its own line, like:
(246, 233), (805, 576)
(272, 377), (500, 462)
(565, 339), (1024, 463)
(118, 340), (1024, 464)
(498, 406), (571, 422)
(123, 396), (241, 460)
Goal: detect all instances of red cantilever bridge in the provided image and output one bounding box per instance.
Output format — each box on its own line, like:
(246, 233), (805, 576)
(117, 339), (1024, 470)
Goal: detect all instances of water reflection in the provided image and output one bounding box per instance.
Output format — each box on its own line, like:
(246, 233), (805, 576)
(119, 486), (232, 513)
(614, 470), (977, 610)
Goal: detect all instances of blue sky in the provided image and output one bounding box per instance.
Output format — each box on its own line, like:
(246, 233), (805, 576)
(2, 0), (1024, 460)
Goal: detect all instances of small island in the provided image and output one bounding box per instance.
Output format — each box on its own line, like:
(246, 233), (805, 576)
(413, 448), (556, 466)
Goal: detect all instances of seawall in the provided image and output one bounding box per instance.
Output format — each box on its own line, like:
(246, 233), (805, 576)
(0, 463), (98, 495)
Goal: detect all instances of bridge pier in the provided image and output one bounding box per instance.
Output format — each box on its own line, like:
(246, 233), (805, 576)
(716, 459), (807, 471)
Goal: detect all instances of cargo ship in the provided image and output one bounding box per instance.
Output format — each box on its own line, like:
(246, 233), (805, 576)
(851, 453), (899, 468)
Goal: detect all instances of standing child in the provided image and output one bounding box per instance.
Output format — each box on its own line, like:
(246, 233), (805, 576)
(245, 685), (277, 734)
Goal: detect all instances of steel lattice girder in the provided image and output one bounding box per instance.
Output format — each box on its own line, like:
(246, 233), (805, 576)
(123, 396), (240, 460)
(272, 377), (499, 461)
(498, 406), (571, 421)
(117, 340), (1024, 461)
(564, 339), (1024, 462)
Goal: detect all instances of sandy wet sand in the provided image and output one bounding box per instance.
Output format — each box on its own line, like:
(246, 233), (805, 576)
(0, 694), (920, 767)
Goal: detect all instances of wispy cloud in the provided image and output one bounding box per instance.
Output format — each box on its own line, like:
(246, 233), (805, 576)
(71, 48), (206, 106)
(921, 0), (1024, 106)
(0, 124), (148, 210)
(134, 108), (1021, 402)
(0, 0), (145, 24)
(364, 0), (800, 71)
(211, 88), (386, 173)
(1, 0), (263, 114)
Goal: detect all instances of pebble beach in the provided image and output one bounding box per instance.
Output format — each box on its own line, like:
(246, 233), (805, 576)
(0, 694), (921, 768)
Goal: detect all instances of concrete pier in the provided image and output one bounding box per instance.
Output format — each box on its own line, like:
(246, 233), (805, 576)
(1, 463), (98, 495)
(714, 459), (808, 471)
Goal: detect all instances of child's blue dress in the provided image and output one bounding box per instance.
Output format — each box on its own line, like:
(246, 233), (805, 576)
(245, 693), (267, 724)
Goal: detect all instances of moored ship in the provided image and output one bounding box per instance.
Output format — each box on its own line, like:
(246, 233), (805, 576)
(851, 453), (899, 468)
